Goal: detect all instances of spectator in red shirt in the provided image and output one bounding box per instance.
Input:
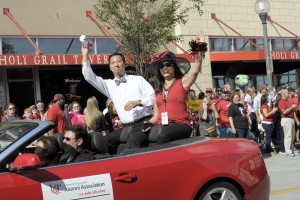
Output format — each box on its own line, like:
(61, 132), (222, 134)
(215, 87), (233, 138)
(287, 87), (298, 105)
(30, 105), (40, 120)
(294, 90), (300, 144)
(205, 87), (218, 105)
(47, 94), (67, 136)
(36, 100), (45, 120)
(260, 94), (278, 153)
(278, 89), (298, 157)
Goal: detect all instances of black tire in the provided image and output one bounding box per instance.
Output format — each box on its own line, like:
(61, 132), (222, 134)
(197, 182), (243, 200)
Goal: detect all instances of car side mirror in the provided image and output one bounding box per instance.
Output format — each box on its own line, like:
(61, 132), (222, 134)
(9, 153), (41, 172)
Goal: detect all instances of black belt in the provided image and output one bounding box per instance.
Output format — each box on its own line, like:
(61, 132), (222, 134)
(123, 116), (151, 127)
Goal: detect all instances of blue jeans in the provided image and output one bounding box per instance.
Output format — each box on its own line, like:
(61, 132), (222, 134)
(218, 127), (235, 138)
(236, 128), (248, 138)
(262, 123), (273, 153)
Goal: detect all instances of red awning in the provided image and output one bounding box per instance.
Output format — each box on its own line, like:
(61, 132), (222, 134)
(0, 53), (195, 66)
(210, 51), (300, 62)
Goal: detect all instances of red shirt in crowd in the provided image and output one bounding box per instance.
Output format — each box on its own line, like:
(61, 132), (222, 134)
(47, 105), (66, 134)
(216, 99), (232, 127)
(260, 104), (273, 123)
(278, 98), (294, 118)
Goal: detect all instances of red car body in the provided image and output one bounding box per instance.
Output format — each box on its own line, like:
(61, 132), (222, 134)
(0, 121), (270, 200)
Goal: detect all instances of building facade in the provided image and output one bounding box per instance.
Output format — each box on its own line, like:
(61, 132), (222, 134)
(0, 0), (299, 115)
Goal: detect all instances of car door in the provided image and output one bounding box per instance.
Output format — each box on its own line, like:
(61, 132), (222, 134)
(0, 155), (143, 200)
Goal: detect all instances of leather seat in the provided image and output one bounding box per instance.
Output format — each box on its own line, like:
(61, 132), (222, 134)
(89, 132), (110, 159)
(148, 125), (163, 145)
(53, 133), (65, 154)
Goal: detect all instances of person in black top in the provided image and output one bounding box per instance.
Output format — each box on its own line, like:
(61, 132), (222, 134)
(228, 92), (250, 138)
(59, 125), (94, 163)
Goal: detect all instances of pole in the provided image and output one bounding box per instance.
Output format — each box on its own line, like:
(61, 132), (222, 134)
(259, 13), (274, 92)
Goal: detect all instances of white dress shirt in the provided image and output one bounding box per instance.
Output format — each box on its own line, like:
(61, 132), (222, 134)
(244, 94), (255, 112)
(82, 62), (154, 124)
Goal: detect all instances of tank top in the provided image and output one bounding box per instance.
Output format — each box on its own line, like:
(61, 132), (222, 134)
(155, 79), (191, 127)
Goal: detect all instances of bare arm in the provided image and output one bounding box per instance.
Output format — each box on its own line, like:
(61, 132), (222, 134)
(148, 101), (159, 124)
(182, 31), (205, 91)
(229, 117), (236, 134)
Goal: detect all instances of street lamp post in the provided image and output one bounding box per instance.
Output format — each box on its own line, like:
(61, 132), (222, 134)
(254, 0), (274, 92)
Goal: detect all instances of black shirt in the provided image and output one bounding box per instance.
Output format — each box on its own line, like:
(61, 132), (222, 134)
(228, 103), (248, 129)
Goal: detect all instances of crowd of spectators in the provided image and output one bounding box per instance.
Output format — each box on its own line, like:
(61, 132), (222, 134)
(186, 84), (300, 157)
(1, 83), (300, 163)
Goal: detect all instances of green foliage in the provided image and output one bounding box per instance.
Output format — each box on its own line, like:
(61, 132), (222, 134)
(2, 41), (15, 54)
(93, 0), (204, 78)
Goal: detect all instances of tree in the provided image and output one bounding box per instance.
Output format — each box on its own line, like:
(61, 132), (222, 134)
(2, 41), (15, 54)
(93, 0), (204, 79)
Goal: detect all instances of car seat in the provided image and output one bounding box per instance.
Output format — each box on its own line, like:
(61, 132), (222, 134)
(116, 126), (134, 154)
(53, 133), (65, 153)
(52, 133), (65, 164)
(148, 125), (163, 145)
(89, 132), (110, 159)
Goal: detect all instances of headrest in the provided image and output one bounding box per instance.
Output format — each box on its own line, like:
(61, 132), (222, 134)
(90, 132), (108, 154)
(53, 133), (65, 153)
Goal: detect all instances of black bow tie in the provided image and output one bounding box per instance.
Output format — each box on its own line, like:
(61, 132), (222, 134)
(115, 77), (127, 86)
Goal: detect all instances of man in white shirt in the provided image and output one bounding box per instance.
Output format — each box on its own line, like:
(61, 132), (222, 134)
(253, 85), (268, 146)
(244, 87), (259, 139)
(82, 44), (154, 153)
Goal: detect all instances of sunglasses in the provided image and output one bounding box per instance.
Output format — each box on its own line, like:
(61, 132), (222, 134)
(159, 62), (173, 69)
(62, 136), (78, 142)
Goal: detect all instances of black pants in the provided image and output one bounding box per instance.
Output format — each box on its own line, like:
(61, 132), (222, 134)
(156, 123), (192, 144)
(127, 124), (149, 148)
(276, 125), (285, 152)
(106, 123), (149, 155)
(250, 112), (259, 137)
(106, 129), (122, 155)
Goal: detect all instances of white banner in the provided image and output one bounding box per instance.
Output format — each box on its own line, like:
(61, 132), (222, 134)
(41, 173), (114, 200)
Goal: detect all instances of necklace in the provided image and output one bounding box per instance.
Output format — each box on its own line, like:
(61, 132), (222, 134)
(164, 79), (176, 91)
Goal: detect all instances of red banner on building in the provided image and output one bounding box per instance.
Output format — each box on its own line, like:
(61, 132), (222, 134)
(0, 53), (195, 66)
(210, 51), (300, 62)
(271, 51), (300, 60)
(0, 54), (110, 66)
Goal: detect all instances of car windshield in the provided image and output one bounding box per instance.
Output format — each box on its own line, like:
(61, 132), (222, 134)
(0, 122), (39, 152)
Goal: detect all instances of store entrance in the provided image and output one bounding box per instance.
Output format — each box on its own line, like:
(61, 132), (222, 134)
(9, 81), (35, 117)
(39, 66), (112, 111)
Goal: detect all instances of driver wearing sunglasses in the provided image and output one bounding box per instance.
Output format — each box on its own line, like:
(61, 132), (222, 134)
(59, 125), (94, 164)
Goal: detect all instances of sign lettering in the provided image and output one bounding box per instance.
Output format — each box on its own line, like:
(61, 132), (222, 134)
(0, 54), (110, 66)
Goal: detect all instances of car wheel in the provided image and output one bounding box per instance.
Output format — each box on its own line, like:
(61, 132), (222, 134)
(197, 182), (243, 200)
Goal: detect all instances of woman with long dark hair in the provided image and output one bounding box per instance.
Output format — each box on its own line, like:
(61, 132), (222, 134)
(143, 31), (206, 144)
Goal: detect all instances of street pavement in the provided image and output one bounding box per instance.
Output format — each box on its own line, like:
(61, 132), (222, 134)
(264, 150), (300, 200)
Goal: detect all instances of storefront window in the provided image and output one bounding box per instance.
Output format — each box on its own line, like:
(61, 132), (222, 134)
(96, 38), (120, 54)
(38, 38), (95, 54)
(271, 39), (300, 51)
(7, 68), (33, 80)
(233, 38), (251, 51)
(253, 75), (267, 88)
(252, 38), (264, 50)
(2, 38), (36, 54)
(275, 70), (296, 88)
(209, 38), (232, 52)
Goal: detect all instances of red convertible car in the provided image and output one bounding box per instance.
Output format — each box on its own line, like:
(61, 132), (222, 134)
(0, 120), (270, 200)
